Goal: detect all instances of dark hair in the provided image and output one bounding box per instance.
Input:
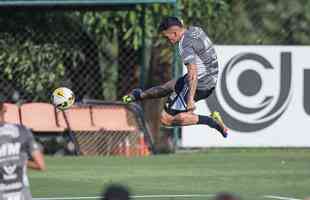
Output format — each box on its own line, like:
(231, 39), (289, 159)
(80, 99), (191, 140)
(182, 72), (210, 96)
(102, 184), (131, 200)
(0, 101), (3, 111)
(158, 16), (183, 32)
(213, 192), (241, 200)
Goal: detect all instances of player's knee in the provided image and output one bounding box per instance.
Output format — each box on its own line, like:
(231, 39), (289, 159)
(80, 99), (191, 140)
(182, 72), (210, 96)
(160, 115), (172, 126)
(173, 113), (187, 124)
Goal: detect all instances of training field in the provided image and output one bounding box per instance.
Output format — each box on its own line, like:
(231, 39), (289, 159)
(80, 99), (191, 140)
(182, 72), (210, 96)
(29, 149), (310, 200)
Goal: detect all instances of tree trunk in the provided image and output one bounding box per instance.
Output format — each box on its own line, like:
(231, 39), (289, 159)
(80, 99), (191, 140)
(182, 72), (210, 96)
(143, 40), (173, 150)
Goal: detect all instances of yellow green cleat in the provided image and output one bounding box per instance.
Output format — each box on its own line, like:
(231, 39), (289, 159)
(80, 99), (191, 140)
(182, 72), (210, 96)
(211, 111), (228, 138)
(122, 95), (134, 104)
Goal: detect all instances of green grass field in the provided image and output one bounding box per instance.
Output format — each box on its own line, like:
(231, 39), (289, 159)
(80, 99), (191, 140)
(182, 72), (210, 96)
(29, 149), (310, 200)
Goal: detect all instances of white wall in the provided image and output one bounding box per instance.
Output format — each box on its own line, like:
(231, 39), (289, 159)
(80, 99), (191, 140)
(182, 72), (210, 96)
(182, 46), (310, 147)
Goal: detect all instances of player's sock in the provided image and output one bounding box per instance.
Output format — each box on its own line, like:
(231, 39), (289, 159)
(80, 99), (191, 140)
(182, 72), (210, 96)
(198, 115), (221, 129)
(197, 115), (227, 137)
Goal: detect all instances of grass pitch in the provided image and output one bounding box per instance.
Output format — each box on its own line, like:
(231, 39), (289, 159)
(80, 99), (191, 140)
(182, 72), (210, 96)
(29, 148), (310, 200)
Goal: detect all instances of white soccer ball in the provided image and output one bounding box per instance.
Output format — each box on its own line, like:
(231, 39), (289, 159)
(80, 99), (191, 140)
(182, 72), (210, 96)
(52, 87), (75, 110)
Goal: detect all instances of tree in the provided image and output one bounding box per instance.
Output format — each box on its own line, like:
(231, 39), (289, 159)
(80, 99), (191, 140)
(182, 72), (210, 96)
(0, 11), (103, 102)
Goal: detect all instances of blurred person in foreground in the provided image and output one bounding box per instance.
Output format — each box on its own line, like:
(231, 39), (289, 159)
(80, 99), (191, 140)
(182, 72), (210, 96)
(123, 16), (228, 138)
(101, 184), (130, 200)
(213, 192), (241, 200)
(0, 101), (46, 200)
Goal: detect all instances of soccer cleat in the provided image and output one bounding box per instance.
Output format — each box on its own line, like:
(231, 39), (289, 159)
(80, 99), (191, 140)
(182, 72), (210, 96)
(122, 95), (134, 104)
(122, 88), (142, 104)
(211, 111), (228, 138)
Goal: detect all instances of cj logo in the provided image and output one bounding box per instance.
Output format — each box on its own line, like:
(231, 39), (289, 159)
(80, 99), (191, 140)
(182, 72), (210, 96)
(207, 52), (292, 132)
(304, 69), (310, 115)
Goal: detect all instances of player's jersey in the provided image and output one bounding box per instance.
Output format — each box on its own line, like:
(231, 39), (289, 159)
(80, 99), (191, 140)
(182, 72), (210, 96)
(0, 123), (40, 200)
(178, 26), (218, 90)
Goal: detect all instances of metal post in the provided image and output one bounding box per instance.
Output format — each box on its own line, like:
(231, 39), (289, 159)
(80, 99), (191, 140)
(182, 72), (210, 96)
(139, 5), (146, 89)
(172, 0), (181, 150)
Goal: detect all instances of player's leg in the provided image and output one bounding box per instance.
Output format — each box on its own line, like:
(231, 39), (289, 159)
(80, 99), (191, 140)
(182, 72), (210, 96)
(162, 83), (228, 137)
(194, 88), (228, 136)
(123, 79), (176, 103)
(160, 110), (227, 138)
(160, 110), (175, 126)
(161, 110), (197, 126)
(161, 110), (198, 126)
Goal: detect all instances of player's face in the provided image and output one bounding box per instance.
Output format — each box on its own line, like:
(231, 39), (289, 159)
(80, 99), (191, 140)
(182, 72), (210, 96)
(162, 31), (178, 44)
(162, 28), (179, 44)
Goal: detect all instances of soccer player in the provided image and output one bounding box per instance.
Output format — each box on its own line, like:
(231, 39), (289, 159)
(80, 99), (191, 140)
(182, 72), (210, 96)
(123, 16), (228, 138)
(0, 101), (46, 200)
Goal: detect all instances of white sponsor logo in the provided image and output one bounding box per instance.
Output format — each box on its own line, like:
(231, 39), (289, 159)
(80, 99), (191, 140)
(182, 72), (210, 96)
(0, 143), (21, 158)
(0, 182), (23, 191)
(3, 165), (17, 180)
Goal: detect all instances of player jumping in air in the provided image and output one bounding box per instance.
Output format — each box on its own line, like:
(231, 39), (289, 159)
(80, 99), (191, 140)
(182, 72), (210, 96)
(0, 101), (46, 200)
(123, 16), (228, 138)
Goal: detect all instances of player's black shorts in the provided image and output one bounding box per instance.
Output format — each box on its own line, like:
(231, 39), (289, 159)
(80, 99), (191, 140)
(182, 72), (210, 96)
(164, 74), (215, 116)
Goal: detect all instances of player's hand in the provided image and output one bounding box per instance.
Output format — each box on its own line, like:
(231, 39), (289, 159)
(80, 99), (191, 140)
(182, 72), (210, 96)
(187, 101), (196, 112)
(122, 88), (143, 104)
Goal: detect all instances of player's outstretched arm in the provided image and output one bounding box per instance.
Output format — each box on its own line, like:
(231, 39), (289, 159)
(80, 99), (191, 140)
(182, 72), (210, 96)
(28, 150), (46, 171)
(123, 79), (176, 103)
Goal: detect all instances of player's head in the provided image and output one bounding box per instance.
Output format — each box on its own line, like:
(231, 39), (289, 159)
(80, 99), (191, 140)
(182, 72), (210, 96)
(101, 184), (131, 200)
(213, 192), (241, 200)
(159, 16), (184, 44)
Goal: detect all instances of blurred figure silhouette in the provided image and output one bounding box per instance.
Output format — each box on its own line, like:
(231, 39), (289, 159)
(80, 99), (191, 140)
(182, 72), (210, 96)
(101, 184), (131, 200)
(213, 192), (241, 200)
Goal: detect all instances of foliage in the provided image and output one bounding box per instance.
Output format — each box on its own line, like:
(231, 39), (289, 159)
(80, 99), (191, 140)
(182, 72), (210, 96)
(243, 0), (310, 44)
(180, 0), (232, 43)
(0, 12), (102, 102)
(1, 0), (310, 102)
(209, 0), (310, 44)
(0, 35), (66, 101)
